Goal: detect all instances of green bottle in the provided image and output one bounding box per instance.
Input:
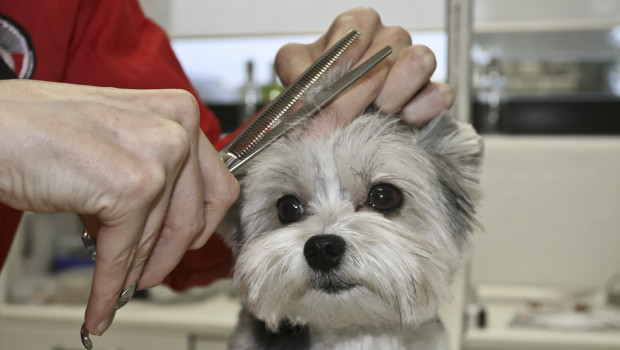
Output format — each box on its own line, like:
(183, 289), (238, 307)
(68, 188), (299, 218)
(262, 64), (283, 103)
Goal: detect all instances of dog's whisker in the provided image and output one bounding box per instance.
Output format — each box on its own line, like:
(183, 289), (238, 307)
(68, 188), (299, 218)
(410, 252), (431, 260)
(413, 245), (433, 256)
(394, 293), (404, 327)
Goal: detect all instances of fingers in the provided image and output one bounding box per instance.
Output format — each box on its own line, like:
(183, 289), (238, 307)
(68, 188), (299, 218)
(375, 45), (437, 114)
(275, 7), (383, 87)
(85, 212), (149, 335)
(375, 44), (454, 126)
(129, 90), (208, 289)
(138, 133), (238, 290)
(84, 154), (170, 335)
(275, 43), (317, 87)
(82, 90), (213, 336)
(275, 7), (418, 123)
(194, 133), (240, 248)
(137, 144), (205, 290)
(274, 7), (454, 128)
(325, 26), (412, 119)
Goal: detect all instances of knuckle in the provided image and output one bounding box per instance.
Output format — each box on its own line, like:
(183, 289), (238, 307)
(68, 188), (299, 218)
(385, 26), (412, 46)
(188, 213), (207, 237)
(177, 207), (208, 239)
(435, 82), (456, 108)
(175, 90), (201, 130)
(332, 7), (381, 31)
(407, 45), (437, 73)
(275, 43), (299, 64)
(121, 162), (166, 203)
(89, 287), (121, 313)
(155, 89), (201, 132)
(274, 43), (306, 85)
(131, 244), (152, 270)
(163, 122), (191, 164)
(348, 6), (381, 24)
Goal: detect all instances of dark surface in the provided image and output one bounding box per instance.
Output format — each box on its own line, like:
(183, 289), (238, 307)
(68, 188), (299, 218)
(473, 96), (620, 135)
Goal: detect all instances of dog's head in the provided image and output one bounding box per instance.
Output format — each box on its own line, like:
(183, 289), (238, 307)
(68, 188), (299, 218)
(219, 111), (483, 332)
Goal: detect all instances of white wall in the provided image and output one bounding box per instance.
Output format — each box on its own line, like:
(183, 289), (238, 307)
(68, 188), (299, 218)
(472, 136), (620, 290)
(139, 0), (620, 38)
(475, 0), (620, 31)
(139, 0), (445, 37)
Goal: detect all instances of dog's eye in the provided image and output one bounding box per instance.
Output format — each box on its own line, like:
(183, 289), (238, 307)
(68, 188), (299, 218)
(367, 183), (402, 213)
(276, 195), (304, 224)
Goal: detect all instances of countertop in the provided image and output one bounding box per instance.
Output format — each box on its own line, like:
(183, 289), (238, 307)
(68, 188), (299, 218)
(463, 284), (620, 350)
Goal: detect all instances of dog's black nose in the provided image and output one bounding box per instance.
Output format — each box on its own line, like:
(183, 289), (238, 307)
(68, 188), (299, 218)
(304, 234), (346, 272)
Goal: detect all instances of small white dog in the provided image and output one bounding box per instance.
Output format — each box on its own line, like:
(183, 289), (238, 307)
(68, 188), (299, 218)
(219, 107), (483, 349)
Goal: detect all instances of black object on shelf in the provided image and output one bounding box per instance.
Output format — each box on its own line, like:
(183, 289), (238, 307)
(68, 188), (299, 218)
(473, 96), (620, 135)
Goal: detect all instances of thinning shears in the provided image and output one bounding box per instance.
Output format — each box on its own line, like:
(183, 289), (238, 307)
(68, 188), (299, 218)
(220, 30), (392, 174)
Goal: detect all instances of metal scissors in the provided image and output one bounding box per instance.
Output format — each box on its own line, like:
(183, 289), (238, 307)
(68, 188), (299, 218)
(220, 30), (392, 174)
(79, 29), (391, 349)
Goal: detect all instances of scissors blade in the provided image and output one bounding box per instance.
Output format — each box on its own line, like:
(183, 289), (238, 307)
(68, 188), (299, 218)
(226, 45), (392, 173)
(220, 30), (361, 172)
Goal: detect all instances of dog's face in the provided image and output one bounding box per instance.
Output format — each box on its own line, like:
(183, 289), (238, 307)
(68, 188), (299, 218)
(220, 112), (483, 333)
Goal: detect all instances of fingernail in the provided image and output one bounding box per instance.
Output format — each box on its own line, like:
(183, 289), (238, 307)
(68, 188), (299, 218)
(93, 313), (115, 336)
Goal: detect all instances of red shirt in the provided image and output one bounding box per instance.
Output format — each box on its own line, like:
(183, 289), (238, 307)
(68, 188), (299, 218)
(0, 0), (233, 290)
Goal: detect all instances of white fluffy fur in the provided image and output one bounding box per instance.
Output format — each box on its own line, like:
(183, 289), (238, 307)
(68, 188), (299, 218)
(220, 110), (483, 349)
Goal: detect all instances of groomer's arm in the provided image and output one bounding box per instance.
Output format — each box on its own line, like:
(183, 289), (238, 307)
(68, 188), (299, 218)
(0, 79), (239, 335)
(275, 7), (454, 125)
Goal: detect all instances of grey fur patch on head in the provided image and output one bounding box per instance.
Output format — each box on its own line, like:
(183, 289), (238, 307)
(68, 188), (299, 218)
(417, 114), (484, 243)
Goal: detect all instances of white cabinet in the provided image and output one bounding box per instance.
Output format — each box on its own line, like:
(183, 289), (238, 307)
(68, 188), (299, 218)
(0, 215), (239, 350)
(0, 290), (238, 350)
(0, 318), (187, 350)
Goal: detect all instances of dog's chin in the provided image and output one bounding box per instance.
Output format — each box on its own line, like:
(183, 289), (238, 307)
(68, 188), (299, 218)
(245, 277), (446, 334)
(286, 286), (418, 333)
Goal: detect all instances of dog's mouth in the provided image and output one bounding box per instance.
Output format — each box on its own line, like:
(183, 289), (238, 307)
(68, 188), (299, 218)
(310, 275), (357, 294)
(317, 281), (356, 294)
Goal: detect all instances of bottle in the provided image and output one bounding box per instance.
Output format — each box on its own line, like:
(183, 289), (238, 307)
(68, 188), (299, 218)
(238, 60), (260, 126)
(261, 64), (283, 103)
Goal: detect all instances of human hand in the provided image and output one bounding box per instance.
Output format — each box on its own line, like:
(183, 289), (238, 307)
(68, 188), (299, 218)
(0, 80), (239, 335)
(274, 7), (454, 126)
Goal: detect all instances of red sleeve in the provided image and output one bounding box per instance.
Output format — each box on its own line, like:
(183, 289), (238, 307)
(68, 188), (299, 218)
(0, 205), (23, 268)
(63, 0), (221, 142)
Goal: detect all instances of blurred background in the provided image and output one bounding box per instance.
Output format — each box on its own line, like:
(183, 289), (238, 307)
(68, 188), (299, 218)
(1, 1), (619, 349)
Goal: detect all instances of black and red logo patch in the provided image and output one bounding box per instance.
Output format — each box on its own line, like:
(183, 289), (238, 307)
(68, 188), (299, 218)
(0, 13), (35, 79)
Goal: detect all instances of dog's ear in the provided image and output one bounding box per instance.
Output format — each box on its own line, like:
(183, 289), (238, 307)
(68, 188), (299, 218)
(417, 114), (484, 201)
